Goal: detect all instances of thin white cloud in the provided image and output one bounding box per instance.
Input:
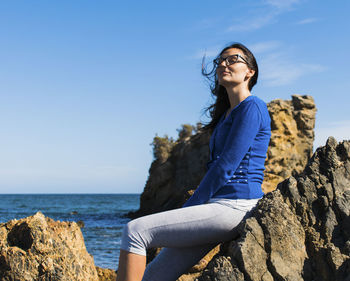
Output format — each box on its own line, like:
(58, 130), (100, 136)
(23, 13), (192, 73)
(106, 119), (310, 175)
(250, 41), (282, 54)
(227, 12), (277, 32)
(295, 17), (319, 25)
(227, 0), (302, 32)
(259, 51), (326, 86)
(264, 0), (301, 10)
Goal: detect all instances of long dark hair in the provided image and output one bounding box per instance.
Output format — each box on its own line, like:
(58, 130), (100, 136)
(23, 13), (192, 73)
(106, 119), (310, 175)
(201, 42), (259, 133)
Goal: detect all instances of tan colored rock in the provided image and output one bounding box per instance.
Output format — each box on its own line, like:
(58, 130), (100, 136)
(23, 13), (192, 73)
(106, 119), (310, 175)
(188, 244), (221, 273)
(263, 94), (317, 192)
(96, 266), (117, 281)
(177, 272), (201, 281)
(0, 212), (99, 281)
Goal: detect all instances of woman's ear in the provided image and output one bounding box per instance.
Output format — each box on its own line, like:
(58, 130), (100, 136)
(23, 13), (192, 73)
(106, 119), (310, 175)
(245, 69), (255, 81)
(246, 68), (255, 78)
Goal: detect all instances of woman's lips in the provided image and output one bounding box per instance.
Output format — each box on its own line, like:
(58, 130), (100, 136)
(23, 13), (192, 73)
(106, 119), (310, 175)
(221, 71), (230, 76)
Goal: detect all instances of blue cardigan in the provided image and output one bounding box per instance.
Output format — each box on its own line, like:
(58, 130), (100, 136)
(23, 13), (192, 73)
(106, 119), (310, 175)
(183, 95), (271, 207)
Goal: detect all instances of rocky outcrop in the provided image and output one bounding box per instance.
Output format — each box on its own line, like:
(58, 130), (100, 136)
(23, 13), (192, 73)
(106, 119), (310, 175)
(264, 94), (317, 193)
(130, 94), (316, 218)
(132, 127), (211, 217)
(196, 137), (350, 281)
(0, 212), (116, 281)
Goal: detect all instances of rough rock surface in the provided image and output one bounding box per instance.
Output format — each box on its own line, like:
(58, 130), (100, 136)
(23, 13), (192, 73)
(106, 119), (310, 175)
(197, 137), (350, 281)
(96, 266), (117, 281)
(264, 94), (317, 192)
(0, 212), (115, 281)
(130, 94), (316, 218)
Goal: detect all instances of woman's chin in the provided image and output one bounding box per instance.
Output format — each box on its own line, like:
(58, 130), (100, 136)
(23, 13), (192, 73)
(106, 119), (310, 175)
(218, 79), (233, 88)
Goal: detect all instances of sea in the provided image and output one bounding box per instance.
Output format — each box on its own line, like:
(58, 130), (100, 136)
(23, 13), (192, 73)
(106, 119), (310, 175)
(0, 193), (140, 270)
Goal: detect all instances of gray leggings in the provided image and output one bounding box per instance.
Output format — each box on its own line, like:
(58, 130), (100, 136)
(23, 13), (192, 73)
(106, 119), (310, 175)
(120, 198), (259, 281)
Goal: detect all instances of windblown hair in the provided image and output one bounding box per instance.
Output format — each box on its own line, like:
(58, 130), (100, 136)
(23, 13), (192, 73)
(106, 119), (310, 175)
(201, 42), (259, 133)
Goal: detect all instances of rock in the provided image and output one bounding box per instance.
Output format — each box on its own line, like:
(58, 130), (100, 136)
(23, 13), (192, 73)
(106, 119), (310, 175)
(129, 128), (211, 218)
(263, 94), (317, 192)
(96, 266), (117, 281)
(199, 256), (245, 281)
(76, 220), (85, 228)
(129, 94), (316, 218)
(177, 272), (202, 281)
(198, 138), (350, 281)
(0, 212), (99, 281)
(189, 245), (221, 273)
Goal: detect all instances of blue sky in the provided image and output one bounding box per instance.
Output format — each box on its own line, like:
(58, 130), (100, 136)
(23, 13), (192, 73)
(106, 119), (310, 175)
(0, 0), (349, 193)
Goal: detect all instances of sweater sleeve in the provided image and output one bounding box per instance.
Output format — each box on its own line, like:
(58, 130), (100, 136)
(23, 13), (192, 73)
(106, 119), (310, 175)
(183, 101), (262, 207)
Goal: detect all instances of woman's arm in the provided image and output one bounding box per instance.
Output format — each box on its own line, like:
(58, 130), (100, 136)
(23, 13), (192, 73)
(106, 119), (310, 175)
(183, 101), (262, 207)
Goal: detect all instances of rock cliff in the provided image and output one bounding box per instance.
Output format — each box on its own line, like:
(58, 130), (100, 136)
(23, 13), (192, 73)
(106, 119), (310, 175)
(0, 212), (116, 281)
(264, 94), (317, 192)
(195, 137), (350, 281)
(130, 94), (317, 218)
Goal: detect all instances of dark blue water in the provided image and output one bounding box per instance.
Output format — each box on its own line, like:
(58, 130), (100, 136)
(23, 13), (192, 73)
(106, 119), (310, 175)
(0, 194), (140, 270)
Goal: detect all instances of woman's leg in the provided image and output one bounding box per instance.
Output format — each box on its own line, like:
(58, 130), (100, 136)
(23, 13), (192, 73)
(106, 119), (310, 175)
(142, 243), (218, 281)
(116, 250), (146, 281)
(117, 201), (256, 280)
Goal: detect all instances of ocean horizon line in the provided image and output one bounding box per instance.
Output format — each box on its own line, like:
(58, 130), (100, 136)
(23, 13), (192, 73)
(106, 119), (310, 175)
(0, 192), (141, 195)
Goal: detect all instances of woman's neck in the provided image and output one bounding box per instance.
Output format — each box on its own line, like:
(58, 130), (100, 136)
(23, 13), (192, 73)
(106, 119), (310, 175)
(225, 86), (251, 110)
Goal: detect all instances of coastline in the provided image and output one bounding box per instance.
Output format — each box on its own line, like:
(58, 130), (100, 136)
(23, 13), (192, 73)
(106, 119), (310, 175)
(0, 193), (140, 269)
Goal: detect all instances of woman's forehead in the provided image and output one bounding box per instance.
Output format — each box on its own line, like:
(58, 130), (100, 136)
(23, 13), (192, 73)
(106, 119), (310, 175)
(221, 48), (244, 56)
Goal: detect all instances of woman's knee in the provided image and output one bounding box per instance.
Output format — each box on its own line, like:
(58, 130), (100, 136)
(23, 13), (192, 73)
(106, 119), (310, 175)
(122, 218), (143, 241)
(120, 218), (148, 255)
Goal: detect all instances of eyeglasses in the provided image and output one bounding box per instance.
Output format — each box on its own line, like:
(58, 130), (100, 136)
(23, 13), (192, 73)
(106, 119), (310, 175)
(213, 54), (248, 66)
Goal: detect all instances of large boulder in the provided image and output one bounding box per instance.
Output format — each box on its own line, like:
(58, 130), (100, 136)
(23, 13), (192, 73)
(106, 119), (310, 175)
(130, 94), (316, 218)
(197, 137), (350, 281)
(0, 212), (115, 281)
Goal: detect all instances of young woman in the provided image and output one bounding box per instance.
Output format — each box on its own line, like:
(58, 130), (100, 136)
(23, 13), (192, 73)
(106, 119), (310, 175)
(116, 42), (271, 281)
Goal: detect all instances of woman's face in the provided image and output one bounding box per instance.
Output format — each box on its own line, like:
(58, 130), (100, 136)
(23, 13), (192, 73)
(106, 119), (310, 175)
(216, 48), (253, 88)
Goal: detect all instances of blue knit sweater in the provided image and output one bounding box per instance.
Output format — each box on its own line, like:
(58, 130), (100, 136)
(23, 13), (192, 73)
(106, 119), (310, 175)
(183, 95), (271, 207)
